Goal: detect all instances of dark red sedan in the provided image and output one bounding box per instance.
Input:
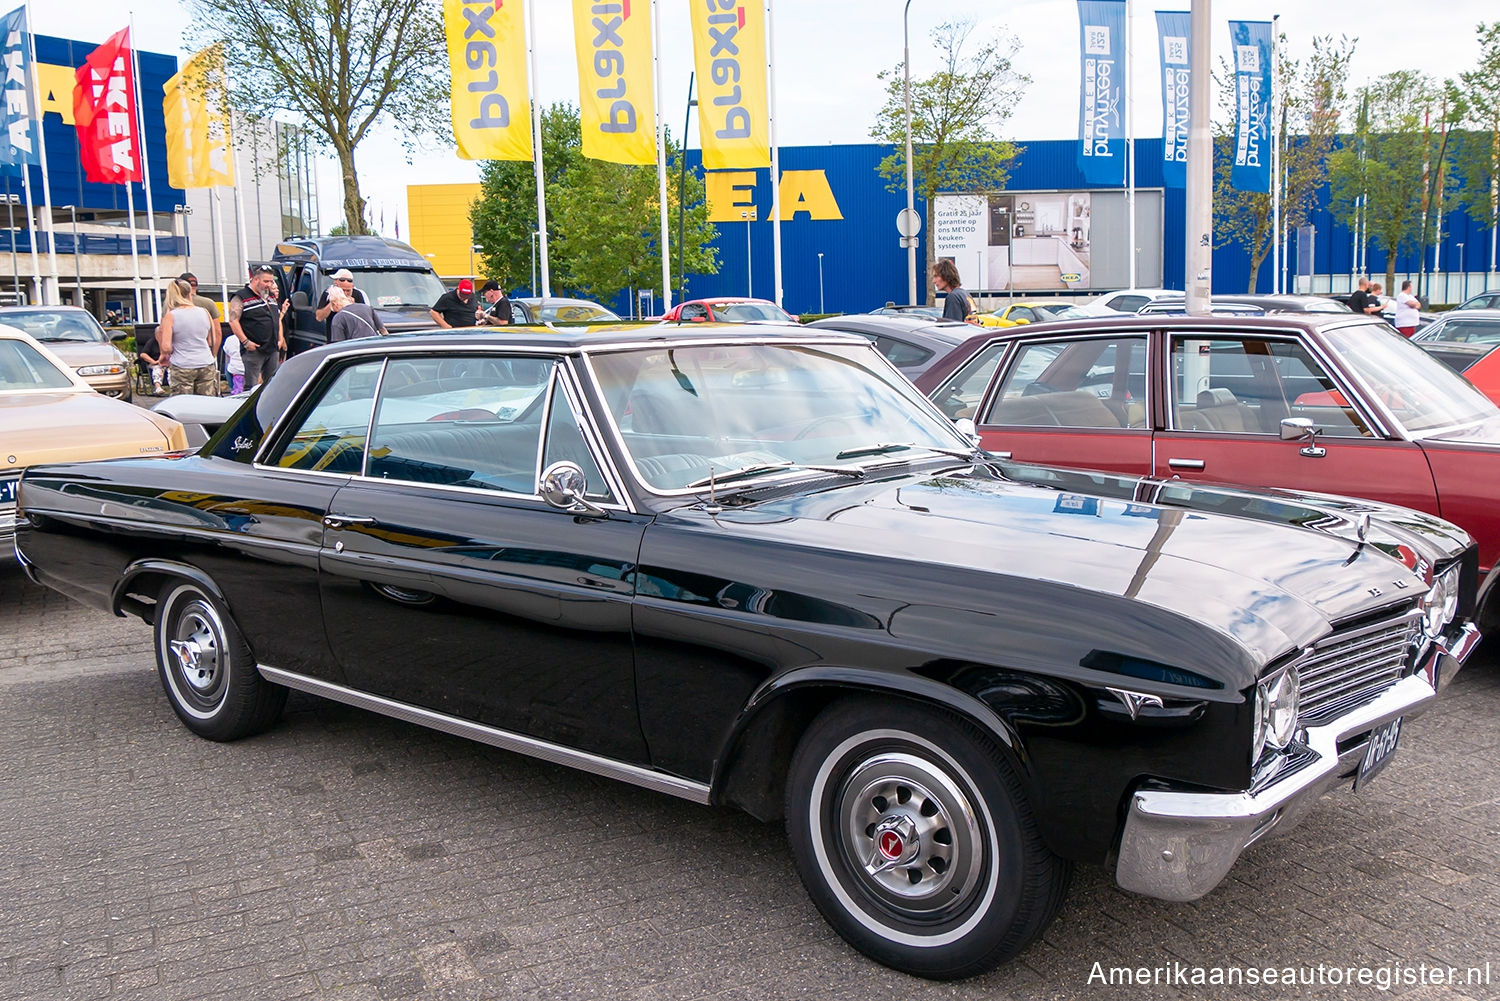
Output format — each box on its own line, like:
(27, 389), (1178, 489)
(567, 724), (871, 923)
(915, 313), (1500, 627)
(660, 297), (797, 324)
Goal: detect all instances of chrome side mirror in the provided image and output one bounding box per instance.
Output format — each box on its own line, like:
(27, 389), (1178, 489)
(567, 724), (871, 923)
(1280, 417), (1326, 458)
(953, 417), (981, 445)
(540, 461), (607, 517)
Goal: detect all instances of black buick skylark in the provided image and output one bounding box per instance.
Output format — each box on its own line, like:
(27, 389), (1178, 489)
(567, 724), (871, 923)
(14, 326), (1481, 978)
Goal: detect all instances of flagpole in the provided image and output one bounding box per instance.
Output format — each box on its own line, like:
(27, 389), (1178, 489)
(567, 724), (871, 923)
(18, 161), (39, 305)
(22, 3), (58, 304)
(651, 0), (671, 313)
(766, 0), (783, 309)
(1270, 14), (1280, 294)
(4, 176), (17, 302)
(210, 186), (228, 312)
(124, 181), (142, 319)
(526, 0), (550, 297)
(128, 18), (163, 321)
(1125, 0), (1136, 291)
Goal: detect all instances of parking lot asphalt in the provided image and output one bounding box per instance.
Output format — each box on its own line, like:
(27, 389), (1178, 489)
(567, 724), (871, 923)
(2, 563), (1498, 1001)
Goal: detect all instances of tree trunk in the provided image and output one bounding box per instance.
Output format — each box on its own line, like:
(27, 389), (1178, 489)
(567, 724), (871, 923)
(333, 139), (367, 237)
(924, 201), (936, 306)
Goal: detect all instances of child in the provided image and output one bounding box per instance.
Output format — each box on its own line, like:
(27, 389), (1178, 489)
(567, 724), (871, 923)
(222, 330), (245, 394)
(136, 328), (165, 394)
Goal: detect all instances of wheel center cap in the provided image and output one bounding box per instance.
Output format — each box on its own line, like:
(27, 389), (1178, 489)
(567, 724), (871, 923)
(872, 815), (920, 865)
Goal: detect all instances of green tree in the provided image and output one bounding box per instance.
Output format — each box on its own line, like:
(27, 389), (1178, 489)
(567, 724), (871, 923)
(868, 20), (1029, 304)
(470, 105), (581, 291)
(1454, 23), (1500, 271)
(187, 0), (447, 236)
(1214, 36), (1352, 292)
(1328, 71), (1443, 293)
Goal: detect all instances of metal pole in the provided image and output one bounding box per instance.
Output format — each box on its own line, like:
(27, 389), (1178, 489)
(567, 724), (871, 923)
(1184, 0), (1212, 314)
(68, 206), (80, 303)
(4, 180), (16, 303)
(526, 0), (550, 297)
(903, 0), (917, 306)
(23, 3), (58, 303)
(530, 230), (537, 295)
(743, 210), (753, 296)
(1270, 14), (1280, 294)
(124, 182), (142, 319)
(210, 188), (228, 316)
(652, 0), (671, 312)
(128, 18), (162, 322)
(766, 0), (783, 309)
(1125, 0), (1136, 291)
(817, 252), (824, 313)
(1459, 242), (1466, 301)
(677, 73), (695, 304)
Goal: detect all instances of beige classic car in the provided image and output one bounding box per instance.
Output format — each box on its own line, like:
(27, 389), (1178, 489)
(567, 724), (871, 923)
(1, 326), (187, 555)
(0, 306), (134, 400)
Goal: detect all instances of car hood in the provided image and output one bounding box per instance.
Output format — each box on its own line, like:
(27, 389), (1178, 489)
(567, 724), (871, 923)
(0, 392), (182, 469)
(34, 341), (120, 366)
(653, 464), (1437, 692)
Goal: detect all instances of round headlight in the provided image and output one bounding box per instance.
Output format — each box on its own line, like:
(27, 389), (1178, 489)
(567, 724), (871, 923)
(1262, 667), (1300, 750)
(1440, 566), (1460, 626)
(1421, 573), (1450, 638)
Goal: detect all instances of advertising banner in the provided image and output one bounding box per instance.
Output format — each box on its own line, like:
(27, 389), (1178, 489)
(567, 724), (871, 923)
(163, 44), (233, 189)
(688, 0), (770, 169)
(445, 0), (531, 161)
(73, 27), (142, 184)
(1229, 19), (1273, 193)
(1155, 10), (1189, 189)
(0, 7), (39, 176)
(934, 191), (1095, 291)
(572, 0), (656, 164)
(1076, 0), (1126, 186)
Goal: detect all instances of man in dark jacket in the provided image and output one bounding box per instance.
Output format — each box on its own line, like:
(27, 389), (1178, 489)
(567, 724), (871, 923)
(228, 266), (288, 387)
(430, 278), (478, 328)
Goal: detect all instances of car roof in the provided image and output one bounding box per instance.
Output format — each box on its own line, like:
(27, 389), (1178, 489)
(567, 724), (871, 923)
(514, 297), (614, 307)
(809, 314), (970, 335)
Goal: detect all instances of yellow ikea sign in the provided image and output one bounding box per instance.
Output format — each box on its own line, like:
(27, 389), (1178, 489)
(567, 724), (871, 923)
(36, 64), (77, 125)
(705, 170), (843, 223)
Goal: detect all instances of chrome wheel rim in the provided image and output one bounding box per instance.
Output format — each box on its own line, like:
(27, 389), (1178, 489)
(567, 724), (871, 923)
(166, 597), (227, 712)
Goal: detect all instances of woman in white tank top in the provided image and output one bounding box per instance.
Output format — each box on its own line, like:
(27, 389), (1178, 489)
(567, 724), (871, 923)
(159, 279), (221, 396)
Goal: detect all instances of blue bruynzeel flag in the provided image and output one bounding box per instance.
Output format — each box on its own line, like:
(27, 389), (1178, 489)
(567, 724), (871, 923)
(1076, 0), (1127, 186)
(0, 6), (39, 178)
(1229, 19), (1274, 193)
(1155, 11), (1190, 189)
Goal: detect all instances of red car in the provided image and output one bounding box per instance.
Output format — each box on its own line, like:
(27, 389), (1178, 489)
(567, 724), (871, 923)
(915, 313), (1500, 628)
(661, 297), (798, 324)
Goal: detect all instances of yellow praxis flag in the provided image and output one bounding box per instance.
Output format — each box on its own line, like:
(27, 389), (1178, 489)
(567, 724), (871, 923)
(687, 0), (769, 169)
(162, 44), (234, 189)
(571, 0), (656, 165)
(445, 0), (532, 161)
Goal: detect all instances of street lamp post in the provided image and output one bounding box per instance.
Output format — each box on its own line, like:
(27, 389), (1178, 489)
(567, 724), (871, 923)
(903, 0), (917, 307)
(173, 204), (193, 275)
(740, 207), (756, 296)
(61, 205), (80, 304)
(1458, 242), (1467, 302)
(530, 230), (539, 295)
(817, 252), (825, 314)
(469, 243), (482, 280)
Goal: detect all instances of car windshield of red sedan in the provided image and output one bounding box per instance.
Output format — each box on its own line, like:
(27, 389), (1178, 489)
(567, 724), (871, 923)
(1322, 325), (1498, 434)
(589, 343), (966, 490)
(715, 302), (793, 323)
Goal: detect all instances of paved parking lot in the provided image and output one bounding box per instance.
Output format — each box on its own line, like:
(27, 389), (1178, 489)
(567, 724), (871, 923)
(2, 563), (1498, 1001)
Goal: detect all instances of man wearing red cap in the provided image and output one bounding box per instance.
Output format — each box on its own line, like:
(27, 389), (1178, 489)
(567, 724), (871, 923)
(429, 278), (478, 328)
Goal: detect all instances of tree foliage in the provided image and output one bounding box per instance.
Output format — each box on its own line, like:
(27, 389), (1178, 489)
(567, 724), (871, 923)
(869, 20), (1029, 303)
(1454, 22), (1500, 242)
(186, 0), (447, 236)
(469, 104), (718, 307)
(1213, 36), (1352, 293)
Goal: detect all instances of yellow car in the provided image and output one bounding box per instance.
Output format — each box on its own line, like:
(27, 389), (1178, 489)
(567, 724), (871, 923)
(976, 299), (1080, 328)
(1, 327), (187, 556)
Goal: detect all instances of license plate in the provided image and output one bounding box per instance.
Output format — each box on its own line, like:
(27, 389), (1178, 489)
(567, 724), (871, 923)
(1354, 717), (1402, 791)
(0, 476), (16, 506)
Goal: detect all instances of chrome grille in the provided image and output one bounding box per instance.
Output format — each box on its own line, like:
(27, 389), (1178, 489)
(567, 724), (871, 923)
(1296, 607), (1421, 726)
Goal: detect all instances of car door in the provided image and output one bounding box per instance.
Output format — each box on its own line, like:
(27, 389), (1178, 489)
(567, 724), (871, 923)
(318, 352), (651, 762)
(1152, 330), (1440, 514)
(971, 332), (1154, 475)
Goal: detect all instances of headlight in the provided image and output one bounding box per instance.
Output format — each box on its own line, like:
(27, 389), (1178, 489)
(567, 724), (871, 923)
(77, 364), (125, 376)
(1253, 666), (1300, 761)
(1420, 565), (1460, 638)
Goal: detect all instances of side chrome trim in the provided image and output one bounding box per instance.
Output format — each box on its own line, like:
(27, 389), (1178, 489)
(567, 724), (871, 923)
(256, 665), (712, 805)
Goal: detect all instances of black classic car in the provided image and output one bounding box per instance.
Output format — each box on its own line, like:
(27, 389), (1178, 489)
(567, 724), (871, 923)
(14, 327), (1480, 979)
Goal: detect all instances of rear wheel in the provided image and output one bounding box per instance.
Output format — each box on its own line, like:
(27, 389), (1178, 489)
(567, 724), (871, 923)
(154, 581), (286, 741)
(785, 698), (1069, 979)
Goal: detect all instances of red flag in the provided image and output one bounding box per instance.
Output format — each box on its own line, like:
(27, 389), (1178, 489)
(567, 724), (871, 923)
(72, 27), (142, 184)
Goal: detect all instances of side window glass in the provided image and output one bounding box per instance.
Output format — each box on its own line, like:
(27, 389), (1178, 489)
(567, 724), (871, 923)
(541, 377), (615, 502)
(1169, 337), (1370, 438)
(271, 360), (384, 472)
(295, 267), (315, 303)
(1010, 307), (1034, 323)
(929, 342), (1006, 419)
(681, 304), (708, 321)
(983, 337), (1146, 429)
(366, 356), (555, 494)
(874, 336), (932, 367)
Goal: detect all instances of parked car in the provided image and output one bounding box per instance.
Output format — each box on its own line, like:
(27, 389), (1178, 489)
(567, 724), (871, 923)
(806, 313), (971, 379)
(510, 297), (622, 325)
(0, 305), (133, 399)
(1137, 299), (1265, 316)
(1411, 310), (1500, 407)
(661, 297), (797, 324)
(869, 302), (943, 319)
(1455, 289), (1500, 310)
(977, 299), (1079, 327)
(1076, 287), (1175, 315)
(14, 325), (1478, 978)
(1145, 294), (1352, 316)
(915, 313), (1500, 630)
(1, 327), (187, 555)
(151, 390), (256, 444)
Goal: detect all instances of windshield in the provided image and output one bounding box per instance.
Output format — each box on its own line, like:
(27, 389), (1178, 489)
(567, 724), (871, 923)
(346, 270), (447, 309)
(0, 338), (77, 390)
(1322, 324), (1499, 434)
(589, 342), (970, 491)
(716, 302), (793, 323)
(0, 311), (108, 343)
(1415, 317), (1500, 345)
(534, 302), (620, 323)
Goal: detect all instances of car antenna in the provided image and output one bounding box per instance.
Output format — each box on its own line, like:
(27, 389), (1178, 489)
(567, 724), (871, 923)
(704, 466), (722, 515)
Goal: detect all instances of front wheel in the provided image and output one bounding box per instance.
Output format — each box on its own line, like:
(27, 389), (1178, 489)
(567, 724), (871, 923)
(155, 581), (287, 741)
(785, 698), (1070, 979)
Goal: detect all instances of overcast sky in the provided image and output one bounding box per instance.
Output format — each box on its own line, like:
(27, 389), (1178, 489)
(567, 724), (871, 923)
(33, 1), (1497, 233)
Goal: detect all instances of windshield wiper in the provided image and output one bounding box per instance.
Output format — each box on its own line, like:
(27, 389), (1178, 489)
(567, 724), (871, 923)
(686, 461), (865, 489)
(836, 442), (981, 461)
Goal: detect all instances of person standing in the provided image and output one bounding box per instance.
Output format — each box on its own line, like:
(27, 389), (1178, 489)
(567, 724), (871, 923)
(221, 330), (245, 393)
(315, 268), (368, 340)
(178, 272), (221, 320)
(429, 278), (478, 328)
(135, 326), (165, 395)
(159, 279), (220, 396)
(476, 280), (512, 325)
(1394, 281), (1422, 336)
(326, 285), (386, 341)
(1347, 276), (1371, 317)
(932, 259), (977, 323)
(229, 265), (289, 387)
(1365, 283), (1387, 319)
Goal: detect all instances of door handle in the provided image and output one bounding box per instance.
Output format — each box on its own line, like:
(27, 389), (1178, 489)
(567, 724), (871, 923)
(1167, 458), (1206, 471)
(989, 451), (1012, 460)
(323, 514), (376, 529)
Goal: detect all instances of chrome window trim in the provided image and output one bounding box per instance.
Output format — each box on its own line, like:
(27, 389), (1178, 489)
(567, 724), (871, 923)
(256, 664), (712, 804)
(534, 366), (559, 490)
(552, 360), (633, 510)
(356, 358), (391, 477)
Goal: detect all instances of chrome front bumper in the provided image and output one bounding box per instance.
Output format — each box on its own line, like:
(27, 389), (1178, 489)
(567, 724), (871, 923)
(1115, 622), (1480, 902)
